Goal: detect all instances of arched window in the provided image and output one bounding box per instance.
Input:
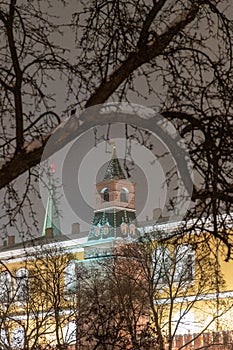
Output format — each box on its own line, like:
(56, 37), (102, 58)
(120, 188), (128, 203)
(129, 223), (136, 236)
(174, 244), (194, 282)
(95, 223), (101, 237)
(15, 268), (29, 300)
(12, 327), (24, 348)
(103, 224), (109, 236)
(63, 321), (76, 344)
(101, 188), (109, 202)
(0, 271), (12, 303)
(64, 261), (76, 293)
(120, 222), (128, 235)
(153, 246), (171, 284)
(0, 328), (9, 347)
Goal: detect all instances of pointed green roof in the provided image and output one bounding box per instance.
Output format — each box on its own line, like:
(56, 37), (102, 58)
(42, 166), (61, 237)
(104, 146), (126, 180)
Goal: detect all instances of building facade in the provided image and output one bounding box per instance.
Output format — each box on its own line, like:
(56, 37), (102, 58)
(0, 147), (233, 350)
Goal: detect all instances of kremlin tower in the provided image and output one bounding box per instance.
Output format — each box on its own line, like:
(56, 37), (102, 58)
(88, 144), (138, 242)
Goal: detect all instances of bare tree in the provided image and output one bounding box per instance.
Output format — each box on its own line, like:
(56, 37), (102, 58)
(0, 0), (77, 237)
(76, 233), (232, 350)
(29, 242), (77, 350)
(0, 1), (233, 251)
(76, 256), (152, 350)
(0, 242), (77, 350)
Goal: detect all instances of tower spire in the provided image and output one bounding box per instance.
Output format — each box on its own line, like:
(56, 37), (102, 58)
(42, 163), (61, 237)
(110, 141), (117, 157)
(103, 141), (126, 180)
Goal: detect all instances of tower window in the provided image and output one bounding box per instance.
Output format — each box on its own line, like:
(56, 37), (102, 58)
(121, 222), (128, 235)
(120, 188), (128, 203)
(129, 223), (136, 236)
(101, 188), (109, 202)
(103, 223), (109, 235)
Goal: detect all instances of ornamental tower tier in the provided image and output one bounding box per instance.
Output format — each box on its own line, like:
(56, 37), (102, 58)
(88, 145), (139, 241)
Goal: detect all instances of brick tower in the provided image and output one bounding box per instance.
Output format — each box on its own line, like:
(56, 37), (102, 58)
(88, 144), (138, 241)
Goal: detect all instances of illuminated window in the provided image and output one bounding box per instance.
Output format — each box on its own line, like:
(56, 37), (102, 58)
(0, 271), (11, 303)
(121, 222), (128, 235)
(174, 244), (194, 283)
(153, 247), (171, 284)
(95, 223), (101, 237)
(0, 328), (9, 347)
(129, 223), (136, 236)
(64, 261), (76, 293)
(15, 268), (29, 300)
(63, 321), (76, 344)
(12, 327), (24, 348)
(103, 223), (109, 236)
